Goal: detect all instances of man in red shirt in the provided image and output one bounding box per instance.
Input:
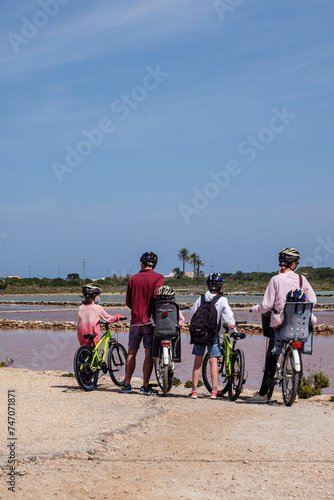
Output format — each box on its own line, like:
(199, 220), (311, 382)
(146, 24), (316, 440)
(122, 251), (164, 395)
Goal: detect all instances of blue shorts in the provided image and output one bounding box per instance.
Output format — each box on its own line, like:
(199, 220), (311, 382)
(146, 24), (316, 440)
(128, 324), (153, 350)
(192, 335), (221, 358)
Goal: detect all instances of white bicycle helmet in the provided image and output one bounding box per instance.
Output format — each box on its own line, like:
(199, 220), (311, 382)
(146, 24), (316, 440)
(279, 248), (300, 267)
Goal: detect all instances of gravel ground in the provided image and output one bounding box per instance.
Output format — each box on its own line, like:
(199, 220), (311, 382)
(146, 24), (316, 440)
(0, 368), (333, 499)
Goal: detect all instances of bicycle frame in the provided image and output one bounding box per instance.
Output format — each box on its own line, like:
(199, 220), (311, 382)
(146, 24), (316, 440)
(220, 323), (244, 376)
(221, 333), (235, 378)
(161, 340), (172, 366)
(275, 340), (301, 381)
(81, 329), (117, 372)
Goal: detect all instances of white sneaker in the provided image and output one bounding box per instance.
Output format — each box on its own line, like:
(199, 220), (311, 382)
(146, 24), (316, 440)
(247, 392), (269, 403)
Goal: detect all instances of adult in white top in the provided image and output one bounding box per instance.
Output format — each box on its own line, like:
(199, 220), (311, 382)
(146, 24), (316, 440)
(248, 247), (317, 403)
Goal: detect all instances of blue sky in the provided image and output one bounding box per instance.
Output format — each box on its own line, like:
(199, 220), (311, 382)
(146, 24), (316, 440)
(0, 0), (333, 279)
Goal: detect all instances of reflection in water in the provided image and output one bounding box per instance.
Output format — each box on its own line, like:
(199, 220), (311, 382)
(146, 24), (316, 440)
(0, 329), (333, 394)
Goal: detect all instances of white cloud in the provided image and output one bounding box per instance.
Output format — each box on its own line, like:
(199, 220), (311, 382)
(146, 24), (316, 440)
(1, 0), (212, 81)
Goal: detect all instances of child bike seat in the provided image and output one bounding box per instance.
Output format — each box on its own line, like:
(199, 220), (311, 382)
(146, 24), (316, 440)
(272, 302), (313, 355)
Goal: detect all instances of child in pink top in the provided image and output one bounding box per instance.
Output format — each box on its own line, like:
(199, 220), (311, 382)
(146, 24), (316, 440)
(77, 283), (124, 346)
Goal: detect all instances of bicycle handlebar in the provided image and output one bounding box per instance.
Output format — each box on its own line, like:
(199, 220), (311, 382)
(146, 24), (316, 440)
(222, 321), (247, 329)
(100, 317), (127, 328)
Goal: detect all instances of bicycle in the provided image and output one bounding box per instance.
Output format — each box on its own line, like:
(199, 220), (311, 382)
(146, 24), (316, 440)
(152, 298), (181, 397)
(266, 340), (302, 406)
(266, 302), (313, 406)
(202, 321), (247, 401)
(73, 319), (127, 391)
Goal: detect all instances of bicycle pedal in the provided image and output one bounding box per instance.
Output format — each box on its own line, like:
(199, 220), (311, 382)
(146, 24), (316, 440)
(101, 362), (108, 374)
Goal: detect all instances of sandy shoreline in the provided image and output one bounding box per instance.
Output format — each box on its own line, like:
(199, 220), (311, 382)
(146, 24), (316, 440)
(0, 368), (333, 499)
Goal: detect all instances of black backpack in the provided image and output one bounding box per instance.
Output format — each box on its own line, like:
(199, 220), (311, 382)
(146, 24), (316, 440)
(189, 294), (222, 345)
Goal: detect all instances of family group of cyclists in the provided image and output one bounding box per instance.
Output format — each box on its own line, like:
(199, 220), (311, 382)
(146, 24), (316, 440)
(76, 247), (317, 402)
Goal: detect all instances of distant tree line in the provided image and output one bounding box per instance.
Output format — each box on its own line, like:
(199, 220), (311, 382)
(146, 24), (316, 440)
(1, 266), (334, 292)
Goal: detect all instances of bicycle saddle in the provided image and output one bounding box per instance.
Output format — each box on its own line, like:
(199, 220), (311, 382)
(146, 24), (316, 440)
(230, 331), (246, 340)
(83, 333), (97, 340)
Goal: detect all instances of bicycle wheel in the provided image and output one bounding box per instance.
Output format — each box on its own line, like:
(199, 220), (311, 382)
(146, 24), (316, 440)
(282, 348), (299, 406)
(73, 346), (98, 391)
(228, 349), (245, 401)
(154, 349), (173, 396)
(108, 343), (127, 386)
(202, 351), (229, 394)
(163, 364), (170, 397)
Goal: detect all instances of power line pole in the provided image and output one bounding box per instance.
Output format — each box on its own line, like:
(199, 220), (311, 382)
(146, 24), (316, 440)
(81, 259), (86, 280)
(210, 262), (214, 273)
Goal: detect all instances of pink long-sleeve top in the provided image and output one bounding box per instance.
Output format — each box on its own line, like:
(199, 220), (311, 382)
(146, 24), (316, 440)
(178, 309), (185, 329)
(251, 270), (317, 328)
(77, 303), (123, 346)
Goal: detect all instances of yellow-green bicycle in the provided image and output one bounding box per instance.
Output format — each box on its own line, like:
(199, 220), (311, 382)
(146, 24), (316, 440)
(202, 321), (247, 401)
(74, 319), (127, 391)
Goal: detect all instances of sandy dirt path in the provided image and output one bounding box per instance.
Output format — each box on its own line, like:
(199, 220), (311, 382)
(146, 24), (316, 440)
(0, 368), (333, 499)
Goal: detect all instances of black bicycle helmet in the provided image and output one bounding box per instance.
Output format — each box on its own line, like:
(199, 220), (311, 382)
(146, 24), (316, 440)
(156, 285), (175, 301)
(286, 289), (306, 302)
(206, 272), (225, 290)
(82, 283), (102, 297)
(279, 247), (300, 267)
(140, 251), (158, 268)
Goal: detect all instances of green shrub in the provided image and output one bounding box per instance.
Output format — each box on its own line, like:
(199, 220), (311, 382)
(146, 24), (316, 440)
(184, 379), (203, 388)
(330, 396), (334, 402)
(61, 372), (75, 377)
(299, 371), (330, 399)
(172, 377), (181, 387)
(0, 358), (14, 368)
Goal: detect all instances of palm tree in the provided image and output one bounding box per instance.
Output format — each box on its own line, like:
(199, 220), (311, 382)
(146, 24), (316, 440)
(189, 252), (199, 278)
(178, 248), (190, 274)
(196, 257), (205, 277)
